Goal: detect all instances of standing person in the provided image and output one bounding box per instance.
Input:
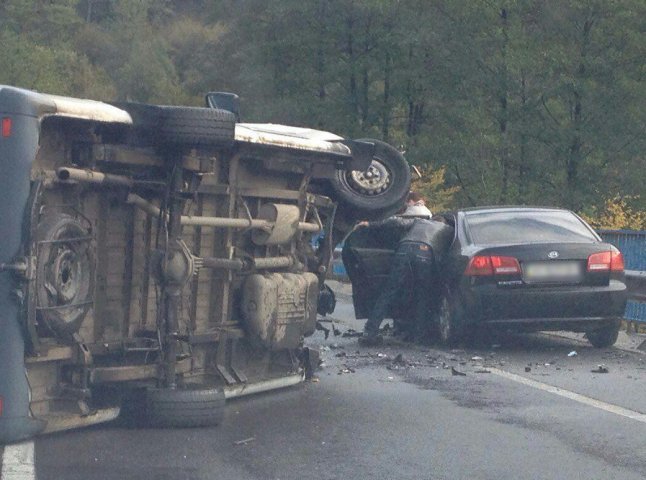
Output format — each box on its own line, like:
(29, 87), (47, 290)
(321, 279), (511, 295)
(356, 212), (453, 346)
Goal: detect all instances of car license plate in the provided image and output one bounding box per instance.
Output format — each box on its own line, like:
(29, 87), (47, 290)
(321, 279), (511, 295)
(522, 261), (582, 283)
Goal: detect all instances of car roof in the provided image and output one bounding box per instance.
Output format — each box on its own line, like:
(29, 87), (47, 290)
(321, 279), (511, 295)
(458, 206), (572, 216)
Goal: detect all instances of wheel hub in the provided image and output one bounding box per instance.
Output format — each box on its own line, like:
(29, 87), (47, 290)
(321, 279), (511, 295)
(50, 248), (81, 303)
(346, 160), (391, 196)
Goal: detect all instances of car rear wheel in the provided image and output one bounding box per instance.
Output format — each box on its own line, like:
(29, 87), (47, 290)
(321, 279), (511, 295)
(585, 322), (620, 348)
(437, 290), (463, 347)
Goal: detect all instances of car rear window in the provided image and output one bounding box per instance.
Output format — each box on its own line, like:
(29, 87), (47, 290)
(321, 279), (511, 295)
(464, 210), (598, 245)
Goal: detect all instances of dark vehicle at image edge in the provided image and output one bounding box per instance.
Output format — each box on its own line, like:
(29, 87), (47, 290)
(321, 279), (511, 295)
(344, 207), (627, 347)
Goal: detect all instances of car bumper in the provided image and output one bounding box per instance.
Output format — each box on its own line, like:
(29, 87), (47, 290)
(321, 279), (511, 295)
(460, 279), (627, 331)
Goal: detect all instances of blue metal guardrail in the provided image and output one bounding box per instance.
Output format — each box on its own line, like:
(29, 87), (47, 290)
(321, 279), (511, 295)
(599, 230), (646, 323)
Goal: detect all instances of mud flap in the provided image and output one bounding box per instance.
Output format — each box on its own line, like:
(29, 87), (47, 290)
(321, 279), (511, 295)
(302, 347), (321, 380)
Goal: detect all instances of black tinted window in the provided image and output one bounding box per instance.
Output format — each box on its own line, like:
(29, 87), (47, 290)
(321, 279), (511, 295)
(464, 210), (597, 245)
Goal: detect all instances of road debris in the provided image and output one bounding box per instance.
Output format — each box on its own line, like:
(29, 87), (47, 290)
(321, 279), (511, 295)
(451, 367), (467, 376)
(234, 437), (256, 446)
(474, 368), (491, 374)
(591, 365), (609, 374)
(525, 366), (531, 372)
(316, 322), (331, 339)
(342, 328), (363, 338)
(567, 351), (578, 357)
(471, 356), (484, 361)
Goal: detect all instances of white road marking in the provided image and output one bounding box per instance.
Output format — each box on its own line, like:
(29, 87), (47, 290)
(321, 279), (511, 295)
(489, 367), (646, 424)
(1, 442), (35, 480)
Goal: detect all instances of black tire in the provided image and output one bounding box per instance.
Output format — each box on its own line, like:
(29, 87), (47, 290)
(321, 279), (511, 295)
(586, 322), (620, 348)
(331, 139), (411, 215)
(159, 106), (235, 146)
(36, 214), (95, 338)
(436, 289), (464, 347)
(145, 386), (225, 428)
(109, 102), (162, 147)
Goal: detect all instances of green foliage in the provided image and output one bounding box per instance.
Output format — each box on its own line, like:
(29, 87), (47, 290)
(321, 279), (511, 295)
(580, 196), (646, 231)
(0, 0), (643, 222)
(411, 166), (461, 214)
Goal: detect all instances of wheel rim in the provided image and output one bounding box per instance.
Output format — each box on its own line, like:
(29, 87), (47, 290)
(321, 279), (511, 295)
(438, 297), (452, 342)
(345, 159), (391, 196)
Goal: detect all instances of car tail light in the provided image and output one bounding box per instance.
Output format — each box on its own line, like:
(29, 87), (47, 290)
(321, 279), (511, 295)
(2, 117), (11, 137)
(587, 251), (624, 272)
(465, 255), (520, 276)
(611, 251), (625, 271)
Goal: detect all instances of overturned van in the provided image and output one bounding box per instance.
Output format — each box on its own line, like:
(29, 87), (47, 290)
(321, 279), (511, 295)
(0, 86), (410, 443)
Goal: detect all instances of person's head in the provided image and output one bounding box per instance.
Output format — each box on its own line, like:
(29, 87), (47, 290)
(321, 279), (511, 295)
(407, 191), (425, 206)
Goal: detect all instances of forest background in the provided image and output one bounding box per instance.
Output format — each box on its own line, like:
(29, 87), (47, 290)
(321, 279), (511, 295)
(0, 0), (644, 228)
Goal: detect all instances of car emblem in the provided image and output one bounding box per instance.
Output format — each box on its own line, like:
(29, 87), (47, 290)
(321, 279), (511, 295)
(548, 251), (559, 259)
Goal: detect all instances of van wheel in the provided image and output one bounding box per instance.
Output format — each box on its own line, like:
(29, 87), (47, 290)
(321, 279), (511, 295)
(586, 322), (620, 348)
(36, 215), (94, 339)
(145, 386), (225, 428)
(331, 139), (410, 216)
(159, 106), (235, 146)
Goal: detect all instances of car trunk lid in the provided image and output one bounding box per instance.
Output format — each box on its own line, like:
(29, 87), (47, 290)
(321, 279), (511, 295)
(468, 242), (622, 287)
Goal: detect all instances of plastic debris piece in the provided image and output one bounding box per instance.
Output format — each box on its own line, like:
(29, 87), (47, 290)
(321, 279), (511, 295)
(591, 365), (609, 374)
(234, 437), (256, 446)
(471, 356), (484, 361)
(451, 367), (467, 376)
(567, 351), (577, 357)
(342, 329), (363, 338)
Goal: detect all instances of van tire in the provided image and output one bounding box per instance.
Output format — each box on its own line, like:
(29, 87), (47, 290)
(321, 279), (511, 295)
(145, 386), (226, 428)
(159, 106), (235, 146)
(331, 139), (410, 215)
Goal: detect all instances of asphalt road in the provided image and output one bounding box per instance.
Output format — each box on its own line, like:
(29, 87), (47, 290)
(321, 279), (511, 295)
(3, 292), (646, 480)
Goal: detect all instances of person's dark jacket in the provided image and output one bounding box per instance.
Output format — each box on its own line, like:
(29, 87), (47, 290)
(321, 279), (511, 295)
(365, 217), (454, 262)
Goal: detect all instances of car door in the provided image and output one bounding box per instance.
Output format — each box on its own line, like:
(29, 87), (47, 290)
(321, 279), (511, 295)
(341, 226), (401, 318)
